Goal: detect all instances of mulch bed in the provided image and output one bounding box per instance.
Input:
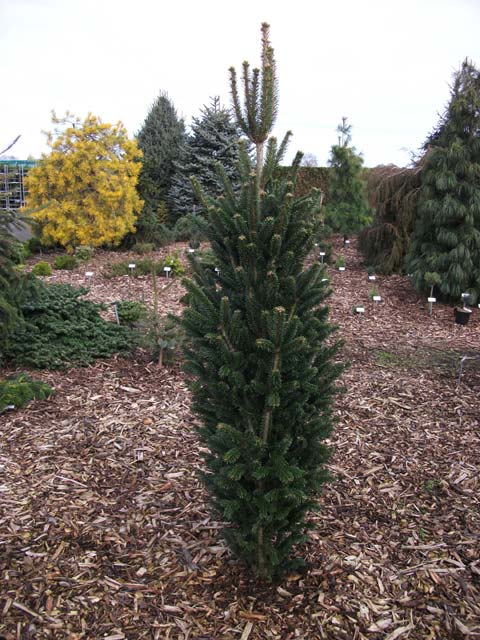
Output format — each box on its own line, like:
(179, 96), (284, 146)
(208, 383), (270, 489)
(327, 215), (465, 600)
(1, 238), (479, 639)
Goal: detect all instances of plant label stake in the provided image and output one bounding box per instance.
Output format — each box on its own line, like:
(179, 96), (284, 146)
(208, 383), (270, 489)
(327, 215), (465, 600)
(319, 251), (325, 263)
(113, 302), (120, 325)
(164, 266), (172, 278)
(338, 266), (345, 271)
(321, 278), (329, 283)
(461, 293), (470, 308)
(214, 267), (220, 276)
(354, 306), (365, 314)
(368, 275), (376, 281)
(128, 263), (136, 272)
(373, 295), (381, 302)
(85, 271), (93, 281)
(428, 297), (436, 316)
(188, 248), (195, 254)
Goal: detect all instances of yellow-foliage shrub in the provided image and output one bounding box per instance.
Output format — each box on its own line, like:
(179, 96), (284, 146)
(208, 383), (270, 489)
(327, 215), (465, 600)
(25, 112), (143, 249)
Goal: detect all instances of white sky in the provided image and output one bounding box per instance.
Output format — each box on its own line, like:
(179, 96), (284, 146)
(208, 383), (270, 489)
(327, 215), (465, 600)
(1, 0), (479, 167)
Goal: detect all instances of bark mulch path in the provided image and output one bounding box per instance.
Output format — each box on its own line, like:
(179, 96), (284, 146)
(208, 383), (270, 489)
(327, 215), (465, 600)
(1, 239), (479, 639)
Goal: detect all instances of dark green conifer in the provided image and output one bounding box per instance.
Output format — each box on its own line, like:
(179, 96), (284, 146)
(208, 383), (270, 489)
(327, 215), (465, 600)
(325, 117), (371, 234)
(136, 92), (186, 239)
(181, 23), (342, 579)
(0, 210), (37, 361)
(406, 59), (480, 303)
(169, 97), (242, 219)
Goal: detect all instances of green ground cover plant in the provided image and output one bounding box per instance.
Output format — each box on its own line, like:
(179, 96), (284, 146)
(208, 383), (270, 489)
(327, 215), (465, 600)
(0, 373), (53, 413)
(4, 283), (132, 369)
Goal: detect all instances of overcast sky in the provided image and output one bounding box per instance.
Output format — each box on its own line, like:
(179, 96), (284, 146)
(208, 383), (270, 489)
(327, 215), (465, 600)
(1, 0), (479, 167)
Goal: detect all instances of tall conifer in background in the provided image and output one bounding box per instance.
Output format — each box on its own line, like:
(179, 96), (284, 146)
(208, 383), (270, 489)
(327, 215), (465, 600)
(406, 59), (480, 303)
(181, 24), (341, 579)
(169, 97), (241, 219)
(136, 92), (186, 239)
(325, 117), (371, 234)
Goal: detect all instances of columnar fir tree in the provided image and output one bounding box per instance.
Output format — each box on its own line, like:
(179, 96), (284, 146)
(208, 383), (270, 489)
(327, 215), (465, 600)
(325, 117), (371, 234)
(136, 92), (186, 236)
(169, 97), (241, 219)
(181, 23), (342, 579)
(406, 59), (480, 303)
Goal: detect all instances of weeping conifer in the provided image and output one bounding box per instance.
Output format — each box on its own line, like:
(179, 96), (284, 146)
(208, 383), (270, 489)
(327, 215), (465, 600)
(406, 59), (480, 303)
(181, 23), (342, 580)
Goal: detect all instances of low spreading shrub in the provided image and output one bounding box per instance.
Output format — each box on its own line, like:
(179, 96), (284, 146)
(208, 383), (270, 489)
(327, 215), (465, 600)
(4, 283), (133, 369)
(105, 252), (185, 278)
(133, 242), (155, 255)
(31, 261), (52, 276)
(116, 300), (148, 326)
(0, 373), (53, 413)
(74, 246), (94, 262)
(53, 254), (78, 270)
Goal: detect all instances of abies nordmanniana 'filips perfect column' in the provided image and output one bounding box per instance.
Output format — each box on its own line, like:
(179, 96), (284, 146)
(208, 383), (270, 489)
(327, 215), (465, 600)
(181, 23), (342, 580)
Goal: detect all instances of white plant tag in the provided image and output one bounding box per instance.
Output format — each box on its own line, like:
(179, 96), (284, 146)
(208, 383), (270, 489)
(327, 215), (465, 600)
(338, 266), (345, 271)
(128, 263), (135, 269)
(428, 297), (436, 303)
(355, 307), (365, 313)
(85, 271), (94, 277)
(319, 252), (326, 257)
(368, 275), (376, 281)
(373, 295), (381, 301)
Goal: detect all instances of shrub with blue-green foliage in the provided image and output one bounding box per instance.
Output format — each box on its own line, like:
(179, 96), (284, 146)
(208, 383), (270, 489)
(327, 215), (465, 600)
(4, 283), (133, 369)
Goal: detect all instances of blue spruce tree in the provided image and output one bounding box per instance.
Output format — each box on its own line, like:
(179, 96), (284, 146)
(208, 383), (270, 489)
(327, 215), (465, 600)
(169, 97), (241, 219)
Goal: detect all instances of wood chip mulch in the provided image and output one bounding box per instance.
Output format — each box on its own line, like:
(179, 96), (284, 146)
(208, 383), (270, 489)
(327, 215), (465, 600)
(1, 238), (479, 640)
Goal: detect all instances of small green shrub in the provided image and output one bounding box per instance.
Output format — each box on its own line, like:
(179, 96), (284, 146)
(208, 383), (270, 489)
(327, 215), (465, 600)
(173, 213), (208, 242)
(116, 300), (148, 326)
(31, 261), (52, 276)
(4, 284), (133, 369)
(316, 241), (332, 264)
(0, 373), (53, 413)
(162, 251), (185, 276)
(105, 254), (185, 278)
(141, 313), (184, 366)
(74, 246), (94, 262)
(105, 258), (154, 278)
(188, 234), (201, 250)
(133, 242), (155, 255)
(27, 236), (44, 254)
(10, 241), (30, 265)
(53, 254), (78, 270)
